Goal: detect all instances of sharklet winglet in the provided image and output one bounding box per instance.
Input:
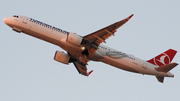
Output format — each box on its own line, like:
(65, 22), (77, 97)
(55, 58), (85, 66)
(86, 70), (93, 76)
(125, 14), (134, 21)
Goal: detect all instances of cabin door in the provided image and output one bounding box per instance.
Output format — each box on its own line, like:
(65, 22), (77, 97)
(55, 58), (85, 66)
(22, 17), (28, 24)
(142, 62), (147, 69)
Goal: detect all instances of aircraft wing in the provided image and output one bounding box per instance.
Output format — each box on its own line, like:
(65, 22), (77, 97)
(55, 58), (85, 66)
(73, 61), (93, 76)
(83, 14), (133, 53)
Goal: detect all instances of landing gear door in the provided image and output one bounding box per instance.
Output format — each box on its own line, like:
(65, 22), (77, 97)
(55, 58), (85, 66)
(22, 17), (28, 24)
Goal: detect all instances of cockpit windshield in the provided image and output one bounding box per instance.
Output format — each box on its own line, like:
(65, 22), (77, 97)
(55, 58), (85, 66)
(13, 15), (19, 18)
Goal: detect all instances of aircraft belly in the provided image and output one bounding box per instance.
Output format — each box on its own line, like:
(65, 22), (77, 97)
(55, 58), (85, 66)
(100, 55), (171, 77)
(99, 56), (139, 73)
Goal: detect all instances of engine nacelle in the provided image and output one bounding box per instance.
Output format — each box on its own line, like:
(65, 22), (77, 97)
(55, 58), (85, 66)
(54, 51), (70, 64)
(66, 32), (83, 46)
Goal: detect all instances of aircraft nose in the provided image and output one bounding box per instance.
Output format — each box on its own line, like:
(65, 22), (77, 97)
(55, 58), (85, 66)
(3, 17), (8, 24)
(3, 17), (13, 27)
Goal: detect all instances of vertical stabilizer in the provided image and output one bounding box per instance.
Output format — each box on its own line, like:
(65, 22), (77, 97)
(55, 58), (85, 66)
(147, 49), (177, 66)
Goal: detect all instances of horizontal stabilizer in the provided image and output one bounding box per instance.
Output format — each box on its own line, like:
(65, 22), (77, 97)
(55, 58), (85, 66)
(156, 76), (164, 83)
(155, 63), (178, 73)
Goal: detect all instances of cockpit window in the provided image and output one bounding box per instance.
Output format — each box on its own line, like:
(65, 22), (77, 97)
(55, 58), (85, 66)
(13, 15), (19, 18)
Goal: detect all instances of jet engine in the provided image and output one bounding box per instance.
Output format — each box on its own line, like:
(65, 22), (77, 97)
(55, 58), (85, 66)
(54, 51), (70, 64)
(66, 32), (83, 46)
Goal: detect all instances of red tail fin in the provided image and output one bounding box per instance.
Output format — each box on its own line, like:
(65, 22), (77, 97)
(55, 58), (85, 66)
(147, 49), (177, 66)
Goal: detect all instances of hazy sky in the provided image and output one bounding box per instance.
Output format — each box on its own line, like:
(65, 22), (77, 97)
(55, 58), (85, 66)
(1, 0), (180, 101)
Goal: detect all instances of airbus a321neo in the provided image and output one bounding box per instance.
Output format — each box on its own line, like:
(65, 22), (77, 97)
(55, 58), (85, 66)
(4, 14), (178, 83)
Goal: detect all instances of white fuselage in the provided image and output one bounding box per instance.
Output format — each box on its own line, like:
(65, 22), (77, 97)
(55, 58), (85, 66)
(3, 15), (174, 77)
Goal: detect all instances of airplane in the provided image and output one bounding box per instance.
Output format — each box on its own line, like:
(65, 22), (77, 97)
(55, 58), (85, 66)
(3, 14), (178, 83)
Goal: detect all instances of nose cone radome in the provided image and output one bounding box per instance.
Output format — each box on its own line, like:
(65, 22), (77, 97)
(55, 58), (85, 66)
(3, 17), (12, 27)
(3, 18), (8, 24)
(3, 17), (11, 26)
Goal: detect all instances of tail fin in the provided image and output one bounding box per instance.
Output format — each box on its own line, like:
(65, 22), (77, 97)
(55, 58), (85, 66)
(147, 49), (178, 83)
(147, 49), (177, 66)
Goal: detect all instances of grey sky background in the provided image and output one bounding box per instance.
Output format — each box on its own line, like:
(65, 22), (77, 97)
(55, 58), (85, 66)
(1, 0), (180, 101)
